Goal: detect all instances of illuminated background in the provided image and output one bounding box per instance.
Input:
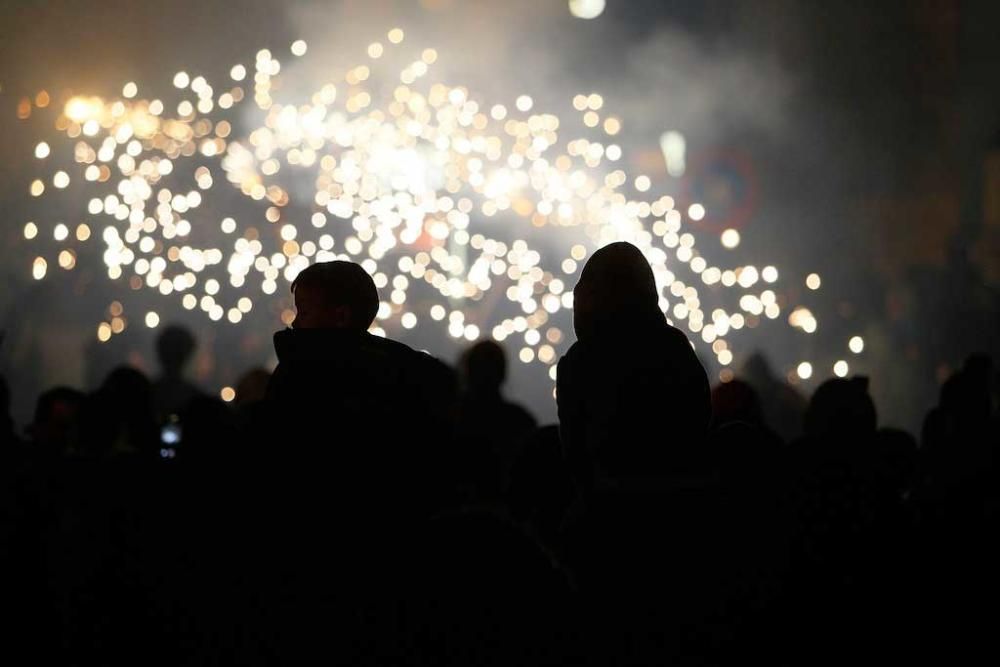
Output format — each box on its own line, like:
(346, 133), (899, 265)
(1, 0), (998, 432)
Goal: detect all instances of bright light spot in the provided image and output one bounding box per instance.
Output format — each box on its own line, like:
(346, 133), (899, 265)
(23, 222), (37, 240)
(64, 96), (102, 123)
(569, 0), (606, 19)
(145, 311), (160, 328)
(659, 131), (686, 177)
(97, 323), (112, 342)
(220, 386), (236, 402)
(688, 203), (706, 221)
(806, 273), (821, 290)
(401, 312), (417, 329)
(721, 228), (740, 249)
(849, 336), (864, 354)
(35, 142), (50, 159)
(32, 257), (47, 280)
(291, 40), (308, 56)
(634, 175), (651, 192)
(515, 95), (533, 112)
(797, 362), (813, 380)
(737, 265), (759, 288)
(53, 223), (68, 241)
(173, 71), (190, 88)
(230, 65), (246, 81)
(834, 360), (849, 377)
(122, 82), (138, 98)
(387, 28), (405, 44)
(53, 171), (70, 188)
(762, 266), (778, 283)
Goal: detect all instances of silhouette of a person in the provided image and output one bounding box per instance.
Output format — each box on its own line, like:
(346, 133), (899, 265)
(0, 373), (19, 453)
(151, 325), (204, 423)
(252, 260), (454, 661)
(27, 386), (85, 458)
(741, 351), (806, 442)
(554, 245), (719, 664)
(454, 340), (537, 500)
(80, 366), (159, 459)
(556, 241), (711, 489)
(263, 260), (445, 493)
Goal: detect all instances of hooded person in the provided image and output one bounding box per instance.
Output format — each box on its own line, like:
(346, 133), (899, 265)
(555, 244), (725, 664)
(556, 241), (711, 490)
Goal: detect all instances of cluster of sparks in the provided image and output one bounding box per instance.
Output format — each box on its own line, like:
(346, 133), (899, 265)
(18, 29), (866, 385)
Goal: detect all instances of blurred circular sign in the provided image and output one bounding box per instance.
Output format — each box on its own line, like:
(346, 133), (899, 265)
(682, 149), (758, 232)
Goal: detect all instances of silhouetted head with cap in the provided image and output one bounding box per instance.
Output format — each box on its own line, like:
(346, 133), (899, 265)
(573, 242), (663, 342)
(290, 260), (379, 332)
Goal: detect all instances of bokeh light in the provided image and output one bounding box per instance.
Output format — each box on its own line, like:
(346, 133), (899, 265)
(569, 0), (606, 20)
(17, 31), (849, 383)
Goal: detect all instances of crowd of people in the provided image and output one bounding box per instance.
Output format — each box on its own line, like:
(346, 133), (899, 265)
(1, 242), (997, 666)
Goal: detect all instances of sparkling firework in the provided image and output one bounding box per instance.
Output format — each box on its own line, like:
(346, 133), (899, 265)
(19, 28), (864, 383)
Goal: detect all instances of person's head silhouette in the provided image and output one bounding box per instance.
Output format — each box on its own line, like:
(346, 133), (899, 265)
(290, 261), (379, 331)
(573, 241), (662, 341)
(805, 376), (877, 439)
(461, 340), (507, 395)
(156, 325), (196, 378)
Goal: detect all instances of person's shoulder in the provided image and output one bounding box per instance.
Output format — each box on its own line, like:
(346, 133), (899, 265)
(661, 321), (695, 347)
(559, 340), (582, 365)
(363, 334), (445, 376)
(362, 332), (421, 359)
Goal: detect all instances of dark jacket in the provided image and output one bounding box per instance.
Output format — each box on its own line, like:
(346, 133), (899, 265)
(267, 329), (427, 424)
(557, 319), (711, 487)
(260, 329), (448, 493)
